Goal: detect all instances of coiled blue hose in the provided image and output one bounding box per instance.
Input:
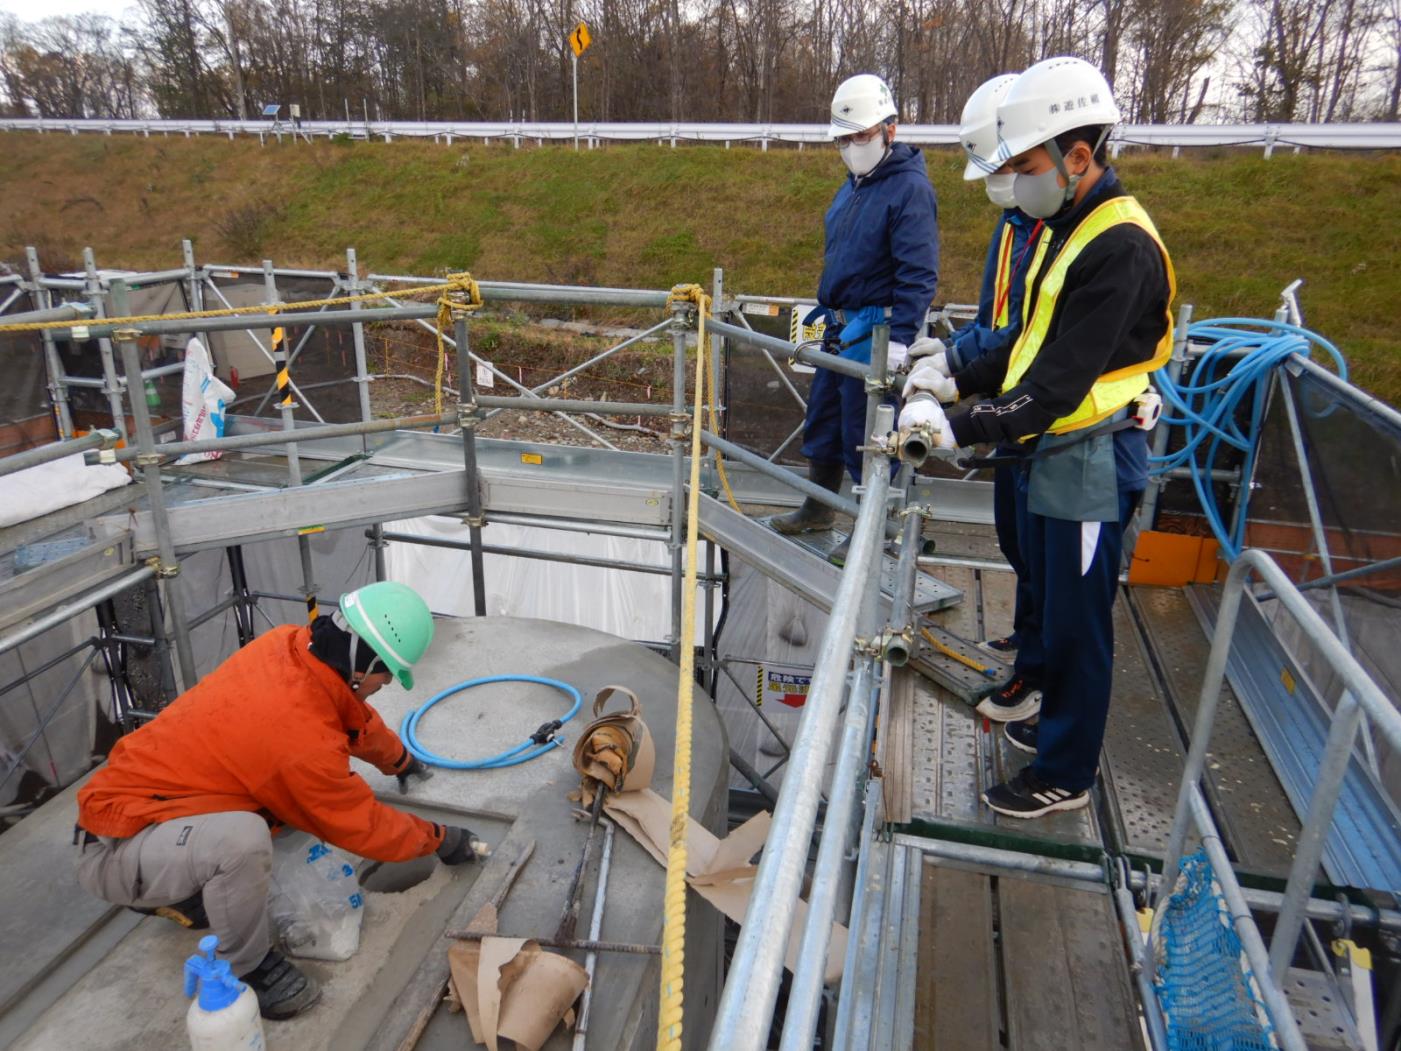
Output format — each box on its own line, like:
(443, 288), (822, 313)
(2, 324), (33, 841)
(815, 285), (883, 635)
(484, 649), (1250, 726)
(1150, 317), (1347, 560)
(400, 674), (583, 769)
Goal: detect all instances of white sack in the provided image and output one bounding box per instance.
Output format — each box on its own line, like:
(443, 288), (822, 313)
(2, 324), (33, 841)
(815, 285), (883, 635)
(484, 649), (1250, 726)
(0, 453), (130, 529)
(175, 337), (236, 465)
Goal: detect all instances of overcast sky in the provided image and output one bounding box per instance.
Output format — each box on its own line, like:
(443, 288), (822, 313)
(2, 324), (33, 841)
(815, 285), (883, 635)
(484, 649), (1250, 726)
(0, 0), (134, 21)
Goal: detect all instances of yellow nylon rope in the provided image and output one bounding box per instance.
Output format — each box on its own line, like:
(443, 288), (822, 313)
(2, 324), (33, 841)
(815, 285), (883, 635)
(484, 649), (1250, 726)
(654, 284), (708, 1051)
(0, 273), (482, 333)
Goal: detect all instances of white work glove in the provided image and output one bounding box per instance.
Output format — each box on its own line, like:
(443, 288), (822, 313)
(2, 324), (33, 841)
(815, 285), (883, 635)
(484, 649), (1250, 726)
(886, 340), (909, 372)
(897, 397), (959, 451)
(907, 336), (947, 360)
(902, 355), (958, 403)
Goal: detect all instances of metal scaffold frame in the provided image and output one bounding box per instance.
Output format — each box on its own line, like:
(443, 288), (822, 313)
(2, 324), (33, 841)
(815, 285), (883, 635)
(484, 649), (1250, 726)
(2, 241), (1398, 1049)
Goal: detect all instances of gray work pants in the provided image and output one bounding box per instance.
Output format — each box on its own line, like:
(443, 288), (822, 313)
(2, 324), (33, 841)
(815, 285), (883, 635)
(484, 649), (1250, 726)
(76, 811), (273, 976)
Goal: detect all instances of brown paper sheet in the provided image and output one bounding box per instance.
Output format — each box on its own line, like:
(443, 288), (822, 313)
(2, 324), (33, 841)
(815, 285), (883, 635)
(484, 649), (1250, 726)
(602, 788), (847, 983)
(450, 937), (589, 1051)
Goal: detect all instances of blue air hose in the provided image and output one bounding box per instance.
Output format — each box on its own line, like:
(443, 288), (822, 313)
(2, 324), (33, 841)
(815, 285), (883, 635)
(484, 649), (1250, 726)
(400, 674), (583, 769)
(1150, 317), (1347, 560)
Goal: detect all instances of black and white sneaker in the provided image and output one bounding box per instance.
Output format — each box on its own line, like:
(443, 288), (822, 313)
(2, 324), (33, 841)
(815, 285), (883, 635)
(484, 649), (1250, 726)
(1003, 720), (1038, 755)
(983, 766), (1088, 819)
(979, 634), (1019, 657)
(975, 677), (1042, 722)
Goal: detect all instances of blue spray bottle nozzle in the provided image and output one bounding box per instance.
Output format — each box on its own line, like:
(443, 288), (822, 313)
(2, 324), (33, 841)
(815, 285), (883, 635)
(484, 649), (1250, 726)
(183, 934), (243, 1012)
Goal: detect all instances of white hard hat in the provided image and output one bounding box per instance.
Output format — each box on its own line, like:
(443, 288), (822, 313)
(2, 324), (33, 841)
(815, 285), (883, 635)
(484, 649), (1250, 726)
(959, 73), (1019, 180)
(995, 56), (1121, 164)
(829, 74), (898, 139)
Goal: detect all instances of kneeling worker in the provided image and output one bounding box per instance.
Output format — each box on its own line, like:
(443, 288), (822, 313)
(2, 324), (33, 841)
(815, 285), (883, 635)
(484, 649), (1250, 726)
(75, 581), (484, 1018)
(898, 56), (1173, 818)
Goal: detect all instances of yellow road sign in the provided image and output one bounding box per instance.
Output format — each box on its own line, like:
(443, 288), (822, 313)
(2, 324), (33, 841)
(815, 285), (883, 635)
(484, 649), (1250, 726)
(569, 21), (591, 57)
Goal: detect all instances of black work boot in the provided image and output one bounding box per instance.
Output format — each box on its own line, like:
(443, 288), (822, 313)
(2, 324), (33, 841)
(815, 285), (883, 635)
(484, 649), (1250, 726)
(772, 460), (843, 535)
(242, 949), (322, 1020)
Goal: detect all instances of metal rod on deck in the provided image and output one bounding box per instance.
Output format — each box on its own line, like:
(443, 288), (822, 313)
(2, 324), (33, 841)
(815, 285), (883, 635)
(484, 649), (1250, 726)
(708, 405), (894, 1051)
(111, 280), (197, 690)
(454, 314), (488, 617)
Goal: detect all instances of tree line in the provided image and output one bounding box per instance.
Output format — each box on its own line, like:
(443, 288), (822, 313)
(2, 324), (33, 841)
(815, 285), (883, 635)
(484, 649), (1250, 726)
(3, 0), (1399, 126)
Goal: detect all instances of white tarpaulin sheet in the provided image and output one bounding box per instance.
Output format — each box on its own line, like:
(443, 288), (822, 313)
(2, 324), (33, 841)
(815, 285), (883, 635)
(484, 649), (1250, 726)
(384, 515), (709, 643)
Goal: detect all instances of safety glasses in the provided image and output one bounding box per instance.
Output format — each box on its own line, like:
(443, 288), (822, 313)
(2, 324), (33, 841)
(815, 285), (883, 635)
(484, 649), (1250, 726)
(834, 126), (884, 148)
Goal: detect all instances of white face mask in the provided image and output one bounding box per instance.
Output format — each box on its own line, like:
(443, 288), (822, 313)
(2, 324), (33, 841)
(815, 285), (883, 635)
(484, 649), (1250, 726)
(984, 173), (1017, 209)
(839, 135), (888, 178)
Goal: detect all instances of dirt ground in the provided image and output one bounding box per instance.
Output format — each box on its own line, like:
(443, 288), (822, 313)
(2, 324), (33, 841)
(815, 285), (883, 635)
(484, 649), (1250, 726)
(364, 316), (684, 453)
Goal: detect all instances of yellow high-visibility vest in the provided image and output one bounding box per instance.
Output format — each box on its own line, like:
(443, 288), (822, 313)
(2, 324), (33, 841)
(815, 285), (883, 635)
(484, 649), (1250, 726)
(991, 220), (1016, 329)
(1001, 195), (1176, 434)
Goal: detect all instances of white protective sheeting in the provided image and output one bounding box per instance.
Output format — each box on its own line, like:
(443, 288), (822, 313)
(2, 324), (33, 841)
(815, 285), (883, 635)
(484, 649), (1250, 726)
(0, 455), (131, 530)
(384, 515), (707, 644)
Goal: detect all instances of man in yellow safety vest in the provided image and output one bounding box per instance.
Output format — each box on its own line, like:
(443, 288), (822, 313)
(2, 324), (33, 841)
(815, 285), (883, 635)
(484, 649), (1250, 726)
(897, 56), (1174, 817)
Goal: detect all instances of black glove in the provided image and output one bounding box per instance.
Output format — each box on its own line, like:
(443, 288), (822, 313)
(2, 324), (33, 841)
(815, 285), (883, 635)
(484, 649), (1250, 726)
(437, 826), (486, 865)
(396, 755), (434, 795)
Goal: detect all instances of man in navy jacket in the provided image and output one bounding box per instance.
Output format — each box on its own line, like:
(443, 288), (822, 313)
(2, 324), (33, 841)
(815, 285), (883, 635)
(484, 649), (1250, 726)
(773, 74), (939, 548)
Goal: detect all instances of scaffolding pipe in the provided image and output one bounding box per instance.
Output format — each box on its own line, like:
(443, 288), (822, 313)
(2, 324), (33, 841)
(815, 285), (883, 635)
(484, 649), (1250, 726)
(84, 247), (130, 441)
(454, 314), (489, 617)
(86, 396), (673, 465)
(778, 657), (877, 1051)
(374, 531), (718, 580)
(0, 429), (115, 478)
(26, 246), (75, 439)
(346, 248), (374, 430)
(708, 408), (893, 1051)
(705, 316), (871, 380)
(1, 301), (93, 325)
(112, 281), (198, 690)
(668, 305), (687, 663)
(0, 566), (155, 656)
(483, 511), (670, 542)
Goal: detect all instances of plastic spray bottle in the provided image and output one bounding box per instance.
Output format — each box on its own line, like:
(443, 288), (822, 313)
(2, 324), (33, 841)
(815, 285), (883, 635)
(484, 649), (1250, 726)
(183, 934), (266, 1051)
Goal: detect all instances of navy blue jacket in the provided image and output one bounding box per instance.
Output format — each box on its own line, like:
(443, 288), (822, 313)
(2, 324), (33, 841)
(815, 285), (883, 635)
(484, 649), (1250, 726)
(948, 209), (1036, 370)
(817, 142), (940, 345)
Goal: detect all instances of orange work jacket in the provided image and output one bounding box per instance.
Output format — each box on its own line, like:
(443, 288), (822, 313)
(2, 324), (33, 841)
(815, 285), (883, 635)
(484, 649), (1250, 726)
(78, 625), (444, 862)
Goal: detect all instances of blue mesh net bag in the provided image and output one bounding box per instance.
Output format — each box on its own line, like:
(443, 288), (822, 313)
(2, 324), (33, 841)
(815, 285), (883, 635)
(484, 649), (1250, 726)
(1151, 849), (1281, 1051)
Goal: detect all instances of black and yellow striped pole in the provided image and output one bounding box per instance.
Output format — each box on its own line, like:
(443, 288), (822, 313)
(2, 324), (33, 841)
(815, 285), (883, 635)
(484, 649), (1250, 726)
(263, 264), (321, 625)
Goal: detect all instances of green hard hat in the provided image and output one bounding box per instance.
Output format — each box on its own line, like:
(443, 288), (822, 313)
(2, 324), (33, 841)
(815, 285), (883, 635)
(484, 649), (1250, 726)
(339, 581), (434, 690)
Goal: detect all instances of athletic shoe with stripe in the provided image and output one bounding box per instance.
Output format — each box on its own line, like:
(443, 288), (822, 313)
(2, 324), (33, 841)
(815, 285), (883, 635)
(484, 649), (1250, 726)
(978, 634), (1019, 656)
(1003, 720), (1038, 755)
(983, 766), (1088, 819)
(975, 676), (1042, 722)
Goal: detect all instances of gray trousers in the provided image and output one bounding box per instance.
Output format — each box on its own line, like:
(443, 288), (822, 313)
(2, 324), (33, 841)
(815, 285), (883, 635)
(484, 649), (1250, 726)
(77, 811), (273, 976)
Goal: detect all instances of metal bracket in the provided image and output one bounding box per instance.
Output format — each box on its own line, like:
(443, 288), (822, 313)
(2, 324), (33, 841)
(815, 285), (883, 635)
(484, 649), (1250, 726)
(134, 452), (163, 467)
(145, 555), (179, 579)
(113, 327), (141, 342)
(458, 512), (487, 528)
(898, 502), (934, 520)
(457, 404), (481, 429)
(863, 375), (891, 395)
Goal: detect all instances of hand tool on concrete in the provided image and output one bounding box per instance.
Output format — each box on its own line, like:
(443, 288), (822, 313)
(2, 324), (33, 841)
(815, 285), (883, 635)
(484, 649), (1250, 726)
(395, 839), (535, 1051)
(554, 788), (606, 943)
(911, 623), (1010, 703)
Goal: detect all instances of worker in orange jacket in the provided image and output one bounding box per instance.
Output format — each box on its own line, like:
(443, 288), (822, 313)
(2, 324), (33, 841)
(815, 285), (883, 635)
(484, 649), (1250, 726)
(75, 581), (482, 1020)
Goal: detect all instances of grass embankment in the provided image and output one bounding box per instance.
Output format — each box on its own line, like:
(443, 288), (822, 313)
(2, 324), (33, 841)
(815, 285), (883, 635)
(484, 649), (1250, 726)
(2, 134), (1398, 400)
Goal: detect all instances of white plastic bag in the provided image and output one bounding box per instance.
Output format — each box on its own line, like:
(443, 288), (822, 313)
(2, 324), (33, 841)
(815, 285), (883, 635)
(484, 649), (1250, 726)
(267, 838), (365, 961)
(175, 337), (236, 465)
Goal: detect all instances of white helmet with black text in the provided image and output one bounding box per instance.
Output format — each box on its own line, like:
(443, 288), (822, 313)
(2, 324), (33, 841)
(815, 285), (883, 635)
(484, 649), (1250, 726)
(995, 56), (1120, 164)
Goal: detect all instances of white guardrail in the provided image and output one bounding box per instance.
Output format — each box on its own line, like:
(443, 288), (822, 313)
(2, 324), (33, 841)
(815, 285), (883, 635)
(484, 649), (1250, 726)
(3, 117), (1400, 154)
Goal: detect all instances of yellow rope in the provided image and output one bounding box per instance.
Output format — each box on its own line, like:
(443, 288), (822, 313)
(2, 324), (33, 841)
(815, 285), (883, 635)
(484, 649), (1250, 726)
(0, 273), (482, 333)
(433, 275), (484, 417)
(654, 285), (708, 1051)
